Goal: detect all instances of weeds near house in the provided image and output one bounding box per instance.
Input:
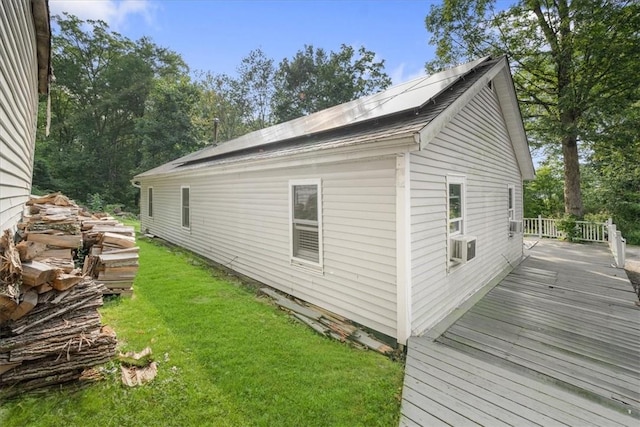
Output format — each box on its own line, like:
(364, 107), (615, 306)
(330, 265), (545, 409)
(0, 225), (404, 426)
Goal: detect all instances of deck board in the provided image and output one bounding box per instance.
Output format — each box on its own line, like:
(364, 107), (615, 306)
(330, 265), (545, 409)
(400, 240), (640, 426)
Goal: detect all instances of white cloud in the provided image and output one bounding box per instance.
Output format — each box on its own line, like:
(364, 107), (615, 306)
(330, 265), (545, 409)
(390, 63), (427, 85)
(49, 0), (157, 30)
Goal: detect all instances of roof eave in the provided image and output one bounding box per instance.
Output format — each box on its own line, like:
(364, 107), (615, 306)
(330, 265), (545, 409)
(31, 0), (51, 94)
(416, 56), (535, 181)
(493, 62), (536, 180)
(134, 132), (419, 180)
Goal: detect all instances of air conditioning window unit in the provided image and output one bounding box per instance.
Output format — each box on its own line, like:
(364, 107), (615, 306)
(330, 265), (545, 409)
(450, 235), (477, 264)
(509, 220), (523, 234)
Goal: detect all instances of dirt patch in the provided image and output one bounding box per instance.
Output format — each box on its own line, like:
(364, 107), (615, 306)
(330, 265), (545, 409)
(625, 261), (640, 300)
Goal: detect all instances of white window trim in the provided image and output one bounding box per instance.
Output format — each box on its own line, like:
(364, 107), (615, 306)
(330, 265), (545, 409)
(181, 185), (190, 230)
(289, 178), (323, 271)
(508, 184), (515, 221)
(147, 186), (153, 218)
(447, 174), (467, 271)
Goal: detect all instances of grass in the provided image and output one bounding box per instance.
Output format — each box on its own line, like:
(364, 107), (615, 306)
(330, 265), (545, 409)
(0, 224), (404, 426)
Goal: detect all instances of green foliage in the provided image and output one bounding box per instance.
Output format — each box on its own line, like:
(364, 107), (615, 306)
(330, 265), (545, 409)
(0, 235), (403, 426)
(425, 0), (640, 216)
(272, 44), (392, 123)
(135, 76), (202, 173)
(556, 214), (579, 242)
(524, 161), (564, 218)
(86, 193), (104, 212)
(583, 212), (609, 224)
(38, 14), (188, 210)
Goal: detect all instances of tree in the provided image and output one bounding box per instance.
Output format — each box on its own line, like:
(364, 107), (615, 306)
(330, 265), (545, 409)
(192, 72), (251, 144)
(425, 0), (640, 216)
(135, 76), (201, 173)
(582, 99), (640, 243)
(524, 160), (564, 218)
(236, 49), (276, 130)
(38, 14), (188, 208)
(272, 44), (392, 123)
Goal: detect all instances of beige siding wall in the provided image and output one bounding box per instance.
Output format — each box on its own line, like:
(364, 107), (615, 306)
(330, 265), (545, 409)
(141, 157), (398, 337)
(0, 1), (39, 231)
(410, 85), (524, 335)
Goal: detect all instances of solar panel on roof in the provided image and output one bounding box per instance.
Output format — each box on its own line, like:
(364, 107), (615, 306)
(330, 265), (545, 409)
(182, 56), (490, 164)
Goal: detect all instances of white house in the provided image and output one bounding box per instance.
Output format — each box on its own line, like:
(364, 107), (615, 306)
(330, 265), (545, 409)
(134, 56), (535, 345)
(0, 0), (51, 231)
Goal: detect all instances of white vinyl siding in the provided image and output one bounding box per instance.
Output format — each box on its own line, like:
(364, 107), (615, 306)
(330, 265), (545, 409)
(139, 157), (398, 338)
(410, 85), (524, 336)
(181, 186), (190, 229)
(0, 1), (39, 231)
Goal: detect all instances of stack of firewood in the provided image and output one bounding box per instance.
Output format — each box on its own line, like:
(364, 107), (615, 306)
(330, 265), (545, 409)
(17, 193), (87, 275)
(16, 193), (139, 297)
(83, 219), (138, 297)
(0, 229), (117, 396)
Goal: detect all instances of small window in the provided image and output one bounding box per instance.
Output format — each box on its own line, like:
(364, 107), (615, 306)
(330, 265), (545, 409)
(447, 176), (465, 235)
(508, 185), (515, 220)
(147, 187), (153, 218)
(181, 186), (190, 229)
(290, 180), (322, 266)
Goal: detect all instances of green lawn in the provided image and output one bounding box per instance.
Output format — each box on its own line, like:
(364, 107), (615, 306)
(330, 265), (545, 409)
(0, 229), (404, 426)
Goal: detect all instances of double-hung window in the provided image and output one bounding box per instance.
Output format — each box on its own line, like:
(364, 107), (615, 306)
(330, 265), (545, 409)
(147, 187), (153, 218)
(181, 186), (190, 229)
(290, 180), (322, 266)
(447, 176), (465, 235)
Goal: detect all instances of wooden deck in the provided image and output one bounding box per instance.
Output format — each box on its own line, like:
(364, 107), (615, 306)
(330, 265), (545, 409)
(401, 239), (640, 426)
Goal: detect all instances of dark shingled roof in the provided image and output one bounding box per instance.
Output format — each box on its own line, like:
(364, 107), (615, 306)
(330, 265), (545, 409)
(135, 56), (501, 178)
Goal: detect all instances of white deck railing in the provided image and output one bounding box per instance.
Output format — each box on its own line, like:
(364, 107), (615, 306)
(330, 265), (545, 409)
(607, 220), (626, 268)
(524, 216), (626, 267)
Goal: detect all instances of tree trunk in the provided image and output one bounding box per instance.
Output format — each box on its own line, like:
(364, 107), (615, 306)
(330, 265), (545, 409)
(562, 134), (583, 216)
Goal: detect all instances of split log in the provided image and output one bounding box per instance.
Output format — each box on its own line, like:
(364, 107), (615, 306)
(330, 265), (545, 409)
(44, 207), (79, 216)
(98, 253), (139, 268)
(8, 289), (38, 321)
(87, 225), (134, 235)
(100, 246), (139, 255)
(52, 273), (84, 291)
(102, 232), (136, 248)
(26, 233), (82, 249)
(35, 249), (73, 260)
(15, 241), (48, 261)
(26, 193), (74, 207)
(21, 261), (59, 287)
(35, 258), (75, 273)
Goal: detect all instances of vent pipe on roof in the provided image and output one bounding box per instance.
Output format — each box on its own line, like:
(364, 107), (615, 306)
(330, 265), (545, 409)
(213, 117), (219, 145)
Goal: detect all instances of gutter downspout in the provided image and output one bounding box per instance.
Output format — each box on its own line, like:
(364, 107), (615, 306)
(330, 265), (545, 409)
(130, 179), (141, 188)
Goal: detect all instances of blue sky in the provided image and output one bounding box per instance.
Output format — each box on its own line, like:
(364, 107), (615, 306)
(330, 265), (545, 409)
(49, 0), (442, 83)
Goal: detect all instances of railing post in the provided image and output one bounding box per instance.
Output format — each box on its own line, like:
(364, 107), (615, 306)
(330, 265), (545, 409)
(538, 215), (542, 238)
(615, 232), (626, 267)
